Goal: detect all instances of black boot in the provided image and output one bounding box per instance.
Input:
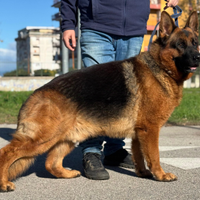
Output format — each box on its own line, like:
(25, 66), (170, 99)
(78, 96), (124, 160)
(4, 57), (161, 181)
(83, 153), (110, 180)
(103, 149), (134, 169)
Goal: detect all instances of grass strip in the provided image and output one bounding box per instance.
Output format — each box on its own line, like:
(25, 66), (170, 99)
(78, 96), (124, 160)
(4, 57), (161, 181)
(168, 88), (200, 125)
(0, 91), (33, 123)
(0, 89), (199, 125)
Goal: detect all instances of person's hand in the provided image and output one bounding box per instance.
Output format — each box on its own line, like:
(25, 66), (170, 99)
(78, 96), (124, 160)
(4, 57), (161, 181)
(166, 0), (179, 7)
(62, 30), (76, 51)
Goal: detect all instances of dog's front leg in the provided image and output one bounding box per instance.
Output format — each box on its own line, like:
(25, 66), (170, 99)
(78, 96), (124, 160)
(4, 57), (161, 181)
(133, 127), (177, 181)
(131, 134), (153, 179)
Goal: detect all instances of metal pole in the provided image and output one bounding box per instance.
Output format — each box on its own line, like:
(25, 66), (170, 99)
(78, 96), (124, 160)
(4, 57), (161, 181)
(199, 68), (200, 88)
(16, 61), (18, 77)
(62, 36), (69, 74)
(77, 9), (81, 70)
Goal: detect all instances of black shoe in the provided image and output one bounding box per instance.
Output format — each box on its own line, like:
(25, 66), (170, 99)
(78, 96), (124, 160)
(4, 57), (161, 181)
(103, 149), (134, 169)
(83, 153), (110, 180)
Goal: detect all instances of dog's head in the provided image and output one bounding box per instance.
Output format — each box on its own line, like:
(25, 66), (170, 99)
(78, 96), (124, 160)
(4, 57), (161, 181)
(150, 10), (200, 81)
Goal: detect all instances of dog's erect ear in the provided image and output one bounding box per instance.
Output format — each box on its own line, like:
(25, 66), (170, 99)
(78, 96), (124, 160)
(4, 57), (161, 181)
(184, 11), (199, 34)
(159, 11), (176, 37)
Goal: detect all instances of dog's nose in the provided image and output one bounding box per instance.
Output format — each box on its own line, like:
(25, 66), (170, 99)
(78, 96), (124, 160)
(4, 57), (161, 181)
(193, 54), (200, 61)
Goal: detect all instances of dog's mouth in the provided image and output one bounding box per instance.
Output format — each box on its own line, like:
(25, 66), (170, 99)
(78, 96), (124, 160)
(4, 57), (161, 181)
(186, 64), (199, 73)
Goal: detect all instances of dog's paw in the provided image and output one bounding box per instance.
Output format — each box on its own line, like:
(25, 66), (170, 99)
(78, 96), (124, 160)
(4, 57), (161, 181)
(156, 173), (177, 182)
(0, 181), (15, 192)
(71, 170), (81, 178)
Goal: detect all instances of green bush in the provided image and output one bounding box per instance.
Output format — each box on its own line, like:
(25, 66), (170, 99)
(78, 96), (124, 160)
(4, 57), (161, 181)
(34, 69), (58, 76)
(4, 69), (29, 76)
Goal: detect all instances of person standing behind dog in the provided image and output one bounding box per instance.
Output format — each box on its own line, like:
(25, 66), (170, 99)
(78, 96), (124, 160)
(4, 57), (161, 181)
(61, 0), (179, 180)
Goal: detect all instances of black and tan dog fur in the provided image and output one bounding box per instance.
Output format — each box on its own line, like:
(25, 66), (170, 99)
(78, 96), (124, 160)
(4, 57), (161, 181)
(0, 11), (200, 191)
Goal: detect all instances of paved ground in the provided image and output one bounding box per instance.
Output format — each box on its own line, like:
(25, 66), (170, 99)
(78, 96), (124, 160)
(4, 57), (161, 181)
(0, 124), (200, 200)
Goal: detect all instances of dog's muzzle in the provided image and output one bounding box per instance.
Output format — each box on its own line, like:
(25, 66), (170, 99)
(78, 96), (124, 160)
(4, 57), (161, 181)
(186, 53), (200, 73)
(193, 53), (200, 62)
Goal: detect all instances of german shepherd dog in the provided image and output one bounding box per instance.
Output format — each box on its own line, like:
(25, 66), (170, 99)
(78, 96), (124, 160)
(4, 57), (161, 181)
(0, 11), (200, 192)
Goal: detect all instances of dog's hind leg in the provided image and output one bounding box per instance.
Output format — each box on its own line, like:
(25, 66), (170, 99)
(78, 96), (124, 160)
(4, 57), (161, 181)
(0, 132), (61, 192)
(0, 141), (34, 192)
(45, 141), (81, 178)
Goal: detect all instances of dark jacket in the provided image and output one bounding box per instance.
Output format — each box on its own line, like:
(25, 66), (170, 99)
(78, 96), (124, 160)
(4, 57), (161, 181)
(61, 0), (150, 36)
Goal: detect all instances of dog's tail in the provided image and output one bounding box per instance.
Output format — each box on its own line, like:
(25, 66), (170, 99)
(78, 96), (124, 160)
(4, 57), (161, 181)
(3, 133), (37, 181)
(8, 157), (35, 181)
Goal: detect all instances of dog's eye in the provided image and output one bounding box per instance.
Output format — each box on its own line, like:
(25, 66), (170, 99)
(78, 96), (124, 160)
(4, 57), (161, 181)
(192, 40), (198, 47)
(177, 42), (186, 49)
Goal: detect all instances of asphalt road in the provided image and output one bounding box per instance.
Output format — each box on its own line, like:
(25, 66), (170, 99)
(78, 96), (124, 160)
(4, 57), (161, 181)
(0, 124), (200, 200)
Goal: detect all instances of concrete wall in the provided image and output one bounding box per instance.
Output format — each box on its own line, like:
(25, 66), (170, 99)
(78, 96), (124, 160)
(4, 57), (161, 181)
(0, 77), (54, 91)
(0, 75), (199, 92)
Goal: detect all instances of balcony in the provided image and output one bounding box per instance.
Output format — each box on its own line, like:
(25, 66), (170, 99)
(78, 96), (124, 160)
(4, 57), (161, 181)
(52, 0), (61, 8)
(150, 0), (161, 9)
(150, 4), (161, 9)
(52, 12), (61, 21)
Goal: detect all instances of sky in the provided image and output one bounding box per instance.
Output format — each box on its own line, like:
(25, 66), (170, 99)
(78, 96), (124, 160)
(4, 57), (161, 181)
(0, 0), (59, 75)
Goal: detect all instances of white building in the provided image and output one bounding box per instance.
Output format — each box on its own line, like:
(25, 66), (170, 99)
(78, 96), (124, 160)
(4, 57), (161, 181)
(15, 26), (60, 75)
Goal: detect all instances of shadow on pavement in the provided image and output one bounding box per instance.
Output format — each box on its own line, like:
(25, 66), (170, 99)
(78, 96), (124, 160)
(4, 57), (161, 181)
(0, 128), (15, 141)
(166, 123), (200, 130)
(105, 165), (136, 177)
(0, 128), (147, 180)
(21, 147), (84, 179)
(179, 125), (200, 130)
(22, 147), (136, 180)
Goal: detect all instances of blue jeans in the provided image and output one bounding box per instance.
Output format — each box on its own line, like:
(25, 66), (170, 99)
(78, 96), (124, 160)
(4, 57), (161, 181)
(79, 29), (143, 156)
